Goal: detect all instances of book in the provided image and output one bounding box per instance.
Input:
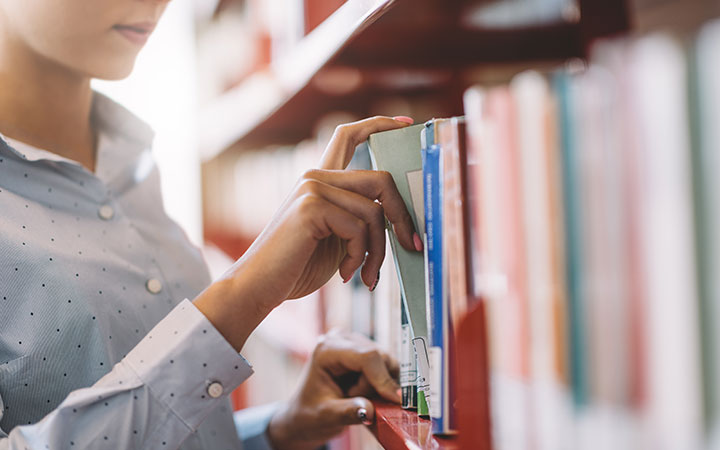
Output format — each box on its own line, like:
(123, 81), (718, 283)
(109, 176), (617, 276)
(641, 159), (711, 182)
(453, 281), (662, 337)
(553, 69), (589, 410)
(466, 84), (531, 449)
(511, 70), (571, 450)
(629, 34), (702, 449)
(434, 117), (470, 435)
(574, 65), (635, 448)
(591, 38), (648, 417)
(400, 301), (418, 409)
(438, 118), (470, 331)
(367, 123), (431, 416)
(456, 22), (717, 450)
(693, 20), (720, 445)
(422, 141), (443, 423)
(421, 119), (445, 424)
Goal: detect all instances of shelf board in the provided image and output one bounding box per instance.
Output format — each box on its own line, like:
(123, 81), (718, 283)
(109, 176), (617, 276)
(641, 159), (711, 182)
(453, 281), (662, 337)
(369, 401), (459, 450)
(199, 0), (588, 160)
(199, 0), (396, 161)
(631, 0), (720, 34)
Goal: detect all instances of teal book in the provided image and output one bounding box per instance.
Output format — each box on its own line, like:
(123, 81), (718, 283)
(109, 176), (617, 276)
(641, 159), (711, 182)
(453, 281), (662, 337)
(554, 71), (588, 407)
(367, 124), (431, 416)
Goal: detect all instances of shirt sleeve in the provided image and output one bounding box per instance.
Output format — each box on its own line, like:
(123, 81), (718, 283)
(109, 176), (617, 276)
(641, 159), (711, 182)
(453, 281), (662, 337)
(234, 403), (278, 450)
(0, 299), (254, 450)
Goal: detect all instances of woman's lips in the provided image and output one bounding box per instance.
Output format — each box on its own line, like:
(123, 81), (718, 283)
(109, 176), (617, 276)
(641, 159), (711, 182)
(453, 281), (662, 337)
(113, 23), (155, 46)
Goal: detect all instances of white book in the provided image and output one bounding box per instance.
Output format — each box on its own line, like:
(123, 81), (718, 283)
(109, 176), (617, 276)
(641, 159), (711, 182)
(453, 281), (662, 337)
(629, 34), (702, 449)
(696, 19), (720, 449)
(511, 70), (571, 450)
(575, 66), (635, 450)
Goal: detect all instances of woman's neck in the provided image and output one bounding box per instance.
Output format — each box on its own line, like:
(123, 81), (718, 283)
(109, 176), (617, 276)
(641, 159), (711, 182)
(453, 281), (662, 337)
(0, 36), (97, 172)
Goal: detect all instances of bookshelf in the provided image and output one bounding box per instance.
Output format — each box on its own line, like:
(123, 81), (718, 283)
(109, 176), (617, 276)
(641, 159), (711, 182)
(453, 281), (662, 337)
(197, 0), (648, 448)
(198, 0), (628, 161)
(368, 303), (490, 450)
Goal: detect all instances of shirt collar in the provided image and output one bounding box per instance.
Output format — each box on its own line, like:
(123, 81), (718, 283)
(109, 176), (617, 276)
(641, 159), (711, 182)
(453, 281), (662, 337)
(0, 91), (155, 166)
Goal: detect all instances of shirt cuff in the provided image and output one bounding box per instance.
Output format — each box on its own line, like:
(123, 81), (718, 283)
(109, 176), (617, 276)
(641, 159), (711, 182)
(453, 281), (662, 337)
(124, 299), (254, 431)
(234, 403), (278, 450)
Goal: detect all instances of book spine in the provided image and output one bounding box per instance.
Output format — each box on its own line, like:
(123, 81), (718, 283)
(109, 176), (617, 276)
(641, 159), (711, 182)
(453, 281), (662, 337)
(423, 143), (446, 432)
(554, 71), (589, 408)
(692, 22), (720, 443)
(421, 137), (437, 418)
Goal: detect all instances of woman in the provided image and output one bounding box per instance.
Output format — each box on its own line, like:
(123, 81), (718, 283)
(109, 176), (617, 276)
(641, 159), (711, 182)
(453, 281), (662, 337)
(0, 0), (422, 448)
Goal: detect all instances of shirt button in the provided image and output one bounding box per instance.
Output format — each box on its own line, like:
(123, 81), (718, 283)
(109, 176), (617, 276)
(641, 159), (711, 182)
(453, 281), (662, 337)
(146, 278), (163, 294)
(98, 205), (114, 220)
(207, 382), (223, 398)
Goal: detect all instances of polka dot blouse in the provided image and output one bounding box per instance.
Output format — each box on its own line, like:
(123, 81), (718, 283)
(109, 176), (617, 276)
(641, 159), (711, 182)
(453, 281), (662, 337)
(0, 93), (272, 449)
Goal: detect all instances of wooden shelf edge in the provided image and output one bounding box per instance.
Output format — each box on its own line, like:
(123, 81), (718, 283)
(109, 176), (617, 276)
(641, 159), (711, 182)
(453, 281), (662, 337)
(199, 0), (396, 161)
(369, 401), (459, 450)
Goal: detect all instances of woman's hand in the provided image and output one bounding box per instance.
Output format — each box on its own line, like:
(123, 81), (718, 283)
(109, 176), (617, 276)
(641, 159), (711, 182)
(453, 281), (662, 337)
(242, 115), (420, 301)
(194, 116), (420, 352)
(267, 330), (401, 450)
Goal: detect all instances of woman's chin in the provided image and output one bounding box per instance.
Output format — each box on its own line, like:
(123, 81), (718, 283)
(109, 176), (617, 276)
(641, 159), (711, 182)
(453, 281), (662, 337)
(67, 46), (140, 81)
(89, 58), (137, 81)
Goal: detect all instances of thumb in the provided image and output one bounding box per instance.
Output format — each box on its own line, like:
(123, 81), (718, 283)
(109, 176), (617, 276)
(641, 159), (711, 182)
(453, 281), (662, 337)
(319, 116), (414, 170)
(323, 397), (375, 427)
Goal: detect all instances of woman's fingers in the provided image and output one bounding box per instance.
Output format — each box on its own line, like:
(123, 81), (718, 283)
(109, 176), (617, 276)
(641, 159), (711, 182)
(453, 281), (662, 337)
(297, 178), (385, 287)
(353, 348), (401, 403)
(320, 397), (375, 427)
(320, 116), (414, 170)
(383, 352), (400, 380)
(297, 194), (368, 282)
(346, 374), (373, 398)
(302, 169), (418, 253)
(317, 339), (401, 404)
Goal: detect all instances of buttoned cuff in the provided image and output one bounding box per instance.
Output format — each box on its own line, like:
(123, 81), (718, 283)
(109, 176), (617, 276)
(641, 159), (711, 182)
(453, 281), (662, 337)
(124, 299), (254, 431)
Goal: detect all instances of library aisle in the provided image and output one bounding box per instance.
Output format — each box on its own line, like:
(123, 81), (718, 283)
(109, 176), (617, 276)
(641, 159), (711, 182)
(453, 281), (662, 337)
(192, 0), (720, 449)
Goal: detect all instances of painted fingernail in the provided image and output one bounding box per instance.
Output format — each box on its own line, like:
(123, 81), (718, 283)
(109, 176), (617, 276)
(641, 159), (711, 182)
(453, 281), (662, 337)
(370, 271), (380, 292)
(357, 408), (373, 426)
(413, 232), (423, 252)
(343, 273), (352, 284)
(393, 116), (414, 125)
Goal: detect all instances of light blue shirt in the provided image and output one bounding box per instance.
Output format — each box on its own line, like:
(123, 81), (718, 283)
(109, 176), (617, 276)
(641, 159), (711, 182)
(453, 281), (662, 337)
(0, 93), (274, 449)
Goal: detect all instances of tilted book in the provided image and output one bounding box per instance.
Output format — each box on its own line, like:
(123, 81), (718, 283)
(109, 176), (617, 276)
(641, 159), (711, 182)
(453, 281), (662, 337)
(367, 124), (431, 416)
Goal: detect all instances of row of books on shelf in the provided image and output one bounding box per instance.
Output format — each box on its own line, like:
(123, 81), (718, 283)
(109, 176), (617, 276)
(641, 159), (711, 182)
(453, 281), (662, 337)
(364, 18), (720, 449)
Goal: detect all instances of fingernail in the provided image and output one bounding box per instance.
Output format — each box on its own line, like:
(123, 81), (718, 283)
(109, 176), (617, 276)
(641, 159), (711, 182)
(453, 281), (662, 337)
(370, 271), (380, 292)
(413, 233), (423, 252)
(357, 408), (373, 426)
(393, 116), (414, 125)
(396, 388), (402, 399)
(343, 273), (352, 284)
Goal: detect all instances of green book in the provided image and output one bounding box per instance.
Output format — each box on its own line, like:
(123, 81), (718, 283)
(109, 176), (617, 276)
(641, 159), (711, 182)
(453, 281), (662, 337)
(367, 124), (431, 416)
(554, 71), (588, 407)
(400, 300), (418, 409)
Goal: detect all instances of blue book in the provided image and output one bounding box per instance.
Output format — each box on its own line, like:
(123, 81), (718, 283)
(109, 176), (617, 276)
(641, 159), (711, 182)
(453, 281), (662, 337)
(422, 119), (449, 433)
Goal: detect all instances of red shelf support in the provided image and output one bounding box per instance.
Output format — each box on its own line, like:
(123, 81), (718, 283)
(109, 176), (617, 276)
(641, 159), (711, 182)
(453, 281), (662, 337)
(369, 401), (459, 450)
